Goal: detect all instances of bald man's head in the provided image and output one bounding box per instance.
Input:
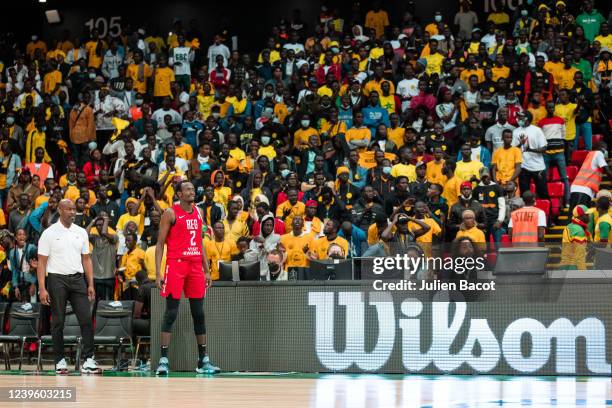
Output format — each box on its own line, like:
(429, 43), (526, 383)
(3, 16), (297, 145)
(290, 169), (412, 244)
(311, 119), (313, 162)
(58, 199), (76, 225)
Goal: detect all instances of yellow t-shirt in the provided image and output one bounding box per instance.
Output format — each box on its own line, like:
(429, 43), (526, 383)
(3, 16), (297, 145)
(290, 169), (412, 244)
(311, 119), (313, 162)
(204, 238), (239, 280)
(408, 217), (441, 244)
(153, 67), (175, 97)
(455, 160), (484, 182)
(442, 176), (462, 208)
(120, 247), (146, 281)
(144, 245), (166, 281)
(280, 232), (315, 268)
(320, 120), (347, 138)
(365, 10), (390, 38)
(491, 66), (510, 81)
(85, 41), (104, 69)
(554, 103), (577, 141)
(460, 68), (485, 83)
(222, 219), (250, 242)
(491, 146), (522, 183)
(379, 94), (396, 114)
(594, 34), (612, 50)
(527, 105), (547, 126)
(556, 67), (578, 90)
(293, 128), (320, 149)
(310, 236), (349, 260)
(387, 127), (405, 148)
(175, 143), (194, 161)
(43, 70), (62, 95)
(275, 201), (306, 231)
(426, 160), (447, 186)
(345, 127), (371, 152)
(424, 53), (445, 76)
(127, 63), (152, 94)
(456, 226), (486, 243)
(390, 163), (416, 182)
(116, 213), (145, 235)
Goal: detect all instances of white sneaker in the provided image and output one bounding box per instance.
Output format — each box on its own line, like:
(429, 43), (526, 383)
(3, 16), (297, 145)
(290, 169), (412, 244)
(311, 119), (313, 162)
(81, 357), (101, 374)
(55, 358), (68, 375)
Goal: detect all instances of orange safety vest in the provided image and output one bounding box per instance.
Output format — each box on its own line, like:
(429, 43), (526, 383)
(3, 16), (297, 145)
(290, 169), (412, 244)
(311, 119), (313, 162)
(572, 151), (602, 193)
(26, 162), (52, 189)
(511, 207), (540, 243)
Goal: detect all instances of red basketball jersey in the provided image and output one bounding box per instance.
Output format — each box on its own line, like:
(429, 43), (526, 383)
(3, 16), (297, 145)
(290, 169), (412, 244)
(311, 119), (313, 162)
(166, 203), (203, 259)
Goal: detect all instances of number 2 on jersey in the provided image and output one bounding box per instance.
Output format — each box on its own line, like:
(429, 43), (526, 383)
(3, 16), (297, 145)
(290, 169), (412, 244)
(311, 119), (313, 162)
(189, 230), (196, 247)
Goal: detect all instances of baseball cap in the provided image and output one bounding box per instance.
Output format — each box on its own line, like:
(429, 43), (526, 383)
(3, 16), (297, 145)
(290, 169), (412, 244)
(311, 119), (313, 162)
(460, 181), (473, 189)
(305, 200), (318, 208)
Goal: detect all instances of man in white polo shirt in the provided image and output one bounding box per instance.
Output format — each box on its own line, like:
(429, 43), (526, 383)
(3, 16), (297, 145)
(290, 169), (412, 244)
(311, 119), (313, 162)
(37, 199), (99, 375)
(512, 111), (549, 198)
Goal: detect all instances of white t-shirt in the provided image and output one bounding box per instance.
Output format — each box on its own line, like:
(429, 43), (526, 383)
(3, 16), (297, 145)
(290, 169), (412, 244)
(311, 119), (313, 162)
(396, 78), (419, 111)
(508, 207), (547, 228)
(170, 47), (194, 76)
(38, 222), (89, 275)
(207, 44), (230, 69)
(151, 108), (182, 127)
(570, 151), (608, 198)
(512, 125), (547, 172)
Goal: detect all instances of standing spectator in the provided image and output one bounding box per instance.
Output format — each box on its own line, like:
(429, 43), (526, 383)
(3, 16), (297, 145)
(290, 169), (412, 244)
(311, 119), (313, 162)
(87, 213), (118, 300)
(364, 1), (389, 39)
(539, 101), (570, 206)
(69, 93), (96, 167)
(512, 111), (549, 198)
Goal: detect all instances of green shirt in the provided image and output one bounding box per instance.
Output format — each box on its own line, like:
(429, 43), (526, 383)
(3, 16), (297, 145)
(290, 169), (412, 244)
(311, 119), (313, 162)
(572, 59), (593, 82)
(576, 10), (605, 42)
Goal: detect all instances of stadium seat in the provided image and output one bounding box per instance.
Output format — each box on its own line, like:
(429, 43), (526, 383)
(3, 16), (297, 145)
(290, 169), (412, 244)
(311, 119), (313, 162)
(592, 134), (604, 146)
(547, 182), (564, 198)
(93, 301), (134, 369)
(547, 167), (561, 182)
(571, 150), (588, 166)
(36, 302), (86, 371)
(535, 199), (551, 218)
(0, 303), (39, 370)
(566, 165), (578, 182)
(500, 234), (510, 243)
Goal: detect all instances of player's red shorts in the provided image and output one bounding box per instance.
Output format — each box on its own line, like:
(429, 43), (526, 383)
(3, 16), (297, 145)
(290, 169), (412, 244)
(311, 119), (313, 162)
(161, 258), (206, 299)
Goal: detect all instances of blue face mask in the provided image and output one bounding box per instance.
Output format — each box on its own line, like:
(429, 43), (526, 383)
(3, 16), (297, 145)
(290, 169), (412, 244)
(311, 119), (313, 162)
(40, 126), (47, 132)
(280, 169), (291, 178)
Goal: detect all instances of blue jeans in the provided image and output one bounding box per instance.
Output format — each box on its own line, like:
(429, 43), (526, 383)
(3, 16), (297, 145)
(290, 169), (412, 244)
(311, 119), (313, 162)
(544, 152), (570, 203)
(574, 122), (592, 151)
(485, 224), (506, 250)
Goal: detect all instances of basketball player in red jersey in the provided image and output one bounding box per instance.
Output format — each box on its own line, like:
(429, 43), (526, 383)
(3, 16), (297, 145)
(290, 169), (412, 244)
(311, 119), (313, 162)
(154, 181), (220, 375)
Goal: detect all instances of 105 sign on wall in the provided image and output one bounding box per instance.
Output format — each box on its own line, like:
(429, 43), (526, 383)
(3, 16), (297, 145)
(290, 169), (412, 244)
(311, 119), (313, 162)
(84, 16), (122, 38)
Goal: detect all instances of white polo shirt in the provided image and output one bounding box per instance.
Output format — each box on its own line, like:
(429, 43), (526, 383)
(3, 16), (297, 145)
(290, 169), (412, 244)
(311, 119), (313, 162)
(38, 221), (89, 275)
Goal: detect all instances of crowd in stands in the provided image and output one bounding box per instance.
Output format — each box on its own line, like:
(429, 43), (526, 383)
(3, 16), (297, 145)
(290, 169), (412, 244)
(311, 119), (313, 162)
(0, 0), (611, 304)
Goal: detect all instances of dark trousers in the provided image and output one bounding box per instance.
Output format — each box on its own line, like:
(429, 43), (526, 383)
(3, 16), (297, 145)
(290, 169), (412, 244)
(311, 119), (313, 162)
(71, 142), (90, 168)
(519, 169), (549, 198)
(133, 319), (150, 336)
(94, 278), (115, 301)
(569, 192), (592, 213)
(47, 273), (94, 364)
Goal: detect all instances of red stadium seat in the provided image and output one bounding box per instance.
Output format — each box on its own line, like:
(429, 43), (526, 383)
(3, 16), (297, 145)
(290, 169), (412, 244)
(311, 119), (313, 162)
(547, 182), (564, 198)
(566, 165), (578, 182)
(547, 167), (561, 182)
(551, 198), (562, 217)
(592, 134), (604, 146)
(571, 150), (588, 166)
(535, 199), (551, 218)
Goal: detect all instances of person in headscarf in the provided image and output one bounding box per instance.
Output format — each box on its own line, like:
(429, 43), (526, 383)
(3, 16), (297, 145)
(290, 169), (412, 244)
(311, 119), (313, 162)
(231, 195), (250, 223)
(240, 169), (273, 209)
(560, 204), (591, 270)
(249, 194), (285, 236)
(247, 214), (281, 279)
(352, 25), (370, 43)
(210, 169), (232, 211)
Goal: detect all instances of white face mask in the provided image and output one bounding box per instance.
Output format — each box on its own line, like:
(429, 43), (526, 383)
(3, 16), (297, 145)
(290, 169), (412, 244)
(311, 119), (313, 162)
(301, 120), (310, 128)
(264, 91), (274, 98)
(6, 117), (15, 125)
(31, 35), (38, 42)
(135, 99), (144, 106)
(89, 73), (97, 79)
(212, 113), (220, 119)
(382, 166), (392, 174)
(517, 119), (526, 127)
(261, 136), (271, 145)
(434, 15), (442, 22)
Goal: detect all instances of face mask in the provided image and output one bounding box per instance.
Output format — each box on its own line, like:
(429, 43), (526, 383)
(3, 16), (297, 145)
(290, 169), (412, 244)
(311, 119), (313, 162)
(264, 91), (274, 98)
(41, 126), (47, 132)
(521, 10), (528, 16)
(383, 166), (392, 175)
(212, 113), (220, 119)
(287, 106), (294, 113)
(331, 47), (339, 53)
(135, 99), (143, 106)
(434, 15), (442, 22)
(268, 262), (280, 273)
(261, 136), (271, 145)
(301, 120), (310, 128)
(6, 117), (15, 125)
(31, 36), (38, 41)
(517, 119), (526, 127)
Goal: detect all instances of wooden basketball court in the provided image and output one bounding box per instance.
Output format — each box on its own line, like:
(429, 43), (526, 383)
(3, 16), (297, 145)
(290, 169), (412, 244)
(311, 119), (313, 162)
(0, 373), (610, 407)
